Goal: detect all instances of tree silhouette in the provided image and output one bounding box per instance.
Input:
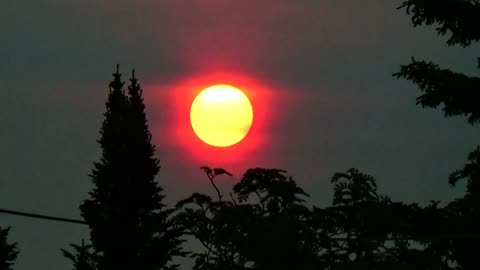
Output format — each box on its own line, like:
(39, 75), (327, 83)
(395, 58), (480, 124)
(398, 0), (480, 47)
(56, 2), (480, 269)
(79, 66), (183, 270)
(444, 146), (480, 269)
(396, 1), (480, 269)
(176, 167), (245, 270)
(178, 167), (454, 269)
(177, 167), (323, 270)
(177, 2), (480, 268)
(323, 169), (408, 269)
(62, 240), (97, 270)
(230, 168), (313, 270)
(449, 146), (480, 199)
(0, 227), (17, 270)
(395, 0), (480, 124)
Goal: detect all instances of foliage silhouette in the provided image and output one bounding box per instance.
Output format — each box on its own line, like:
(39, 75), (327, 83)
(65, 2), (480, 267)
(51, 2), (480, 269)
(395, 0), (480, 125)
(449, 146), (480, 199)
(175, 3), (480, 268)
(398, 0), (480, 47)
(1, 1), (478, 270)
(322, 170), (432, 269)
(0, 227), (17, 270)
(76, 66), (183, 270)
(62, 240), (97, 270)
(395, 58), (480, 124)
(177, 167), (342, 270)
(178, 166), (465, 269)
(444, 146), (480, 269)
(396, 1), (480, 269)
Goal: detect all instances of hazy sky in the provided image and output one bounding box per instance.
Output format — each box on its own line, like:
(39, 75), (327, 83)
(1, 1), (479, 269)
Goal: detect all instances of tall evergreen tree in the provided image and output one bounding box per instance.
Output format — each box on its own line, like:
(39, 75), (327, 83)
(0, 227), (17, 270)
(80, 66), (182, 270)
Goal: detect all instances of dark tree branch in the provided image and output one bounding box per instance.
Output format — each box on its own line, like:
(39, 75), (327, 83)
(394, 59), (480, 124)
(398, 0), (480, 46)
(200, 166), (232, 202)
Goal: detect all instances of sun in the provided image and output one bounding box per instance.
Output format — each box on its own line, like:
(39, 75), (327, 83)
(190, 84), (254, 147)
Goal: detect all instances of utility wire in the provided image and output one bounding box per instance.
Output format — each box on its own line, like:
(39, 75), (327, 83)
(1, 207), (480, 240)
(0, 208), (86, 225)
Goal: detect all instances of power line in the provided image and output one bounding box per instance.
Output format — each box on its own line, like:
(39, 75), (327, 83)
(1, 207), (480, 241)
(0, 208), (86, 225)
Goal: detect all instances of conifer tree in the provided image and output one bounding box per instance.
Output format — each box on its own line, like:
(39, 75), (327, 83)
(0, 226), (18, 270)
(62, 240), (97, 270)
(396, 1), (480, 269)
(395, 0), (480, 124)
(80, 66), (182, 270)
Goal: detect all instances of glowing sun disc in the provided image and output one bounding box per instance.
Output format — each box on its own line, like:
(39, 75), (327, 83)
(190, 84), (253, 147)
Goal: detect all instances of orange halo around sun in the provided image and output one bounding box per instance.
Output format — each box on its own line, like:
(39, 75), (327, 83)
(156, 72), (273, 166)
(190, 84), (254, 147)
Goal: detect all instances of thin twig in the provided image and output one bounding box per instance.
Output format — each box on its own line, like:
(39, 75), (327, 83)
(207, 175), (222, 202)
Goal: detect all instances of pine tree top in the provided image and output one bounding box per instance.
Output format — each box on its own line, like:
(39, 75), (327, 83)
(109, 64), (124, 94)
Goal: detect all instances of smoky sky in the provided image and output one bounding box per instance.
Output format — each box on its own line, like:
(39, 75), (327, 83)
(1, 1), (479, 269)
